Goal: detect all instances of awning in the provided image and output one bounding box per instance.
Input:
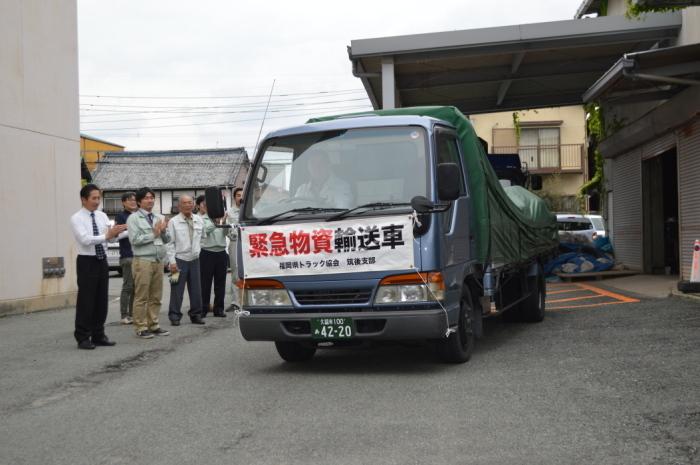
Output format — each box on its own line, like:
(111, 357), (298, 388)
(348, 12), (682, 114)
(583, 42), (700, 104)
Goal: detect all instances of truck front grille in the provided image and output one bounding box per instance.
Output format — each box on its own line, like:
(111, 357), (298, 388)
(293, 289), (371, 305)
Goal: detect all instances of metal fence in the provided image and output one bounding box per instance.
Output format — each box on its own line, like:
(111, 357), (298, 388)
(492, 144), (584, 173)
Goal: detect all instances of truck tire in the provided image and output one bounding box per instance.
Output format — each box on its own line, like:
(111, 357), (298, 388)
(522, 265), (546, 322)
(275, 341), (316, 362)
(437, 287), (475, 363)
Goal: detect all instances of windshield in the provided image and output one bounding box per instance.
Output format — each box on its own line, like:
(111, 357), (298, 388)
(589, 217), (605, 231)
(558, 220), (593, 231)
(244, 126), (428, 220)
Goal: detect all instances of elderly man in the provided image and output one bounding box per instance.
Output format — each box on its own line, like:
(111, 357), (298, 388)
(166, 195), (205, 325)
(70, 184), (127, 350)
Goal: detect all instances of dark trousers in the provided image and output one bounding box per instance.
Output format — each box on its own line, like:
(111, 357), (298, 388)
(200, 249), (228, 315)
(119, 257), (134, 318)
(75, 255), (109, 343)
(168, 258), (203, 322)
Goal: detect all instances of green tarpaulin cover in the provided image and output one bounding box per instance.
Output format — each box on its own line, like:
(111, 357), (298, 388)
(308, 106), (558, 266)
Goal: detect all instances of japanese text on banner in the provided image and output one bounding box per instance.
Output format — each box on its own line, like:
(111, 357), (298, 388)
(241, 216), (414, 278)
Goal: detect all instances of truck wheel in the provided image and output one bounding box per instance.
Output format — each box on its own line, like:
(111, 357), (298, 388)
(274, 341), (316, 362)
(437, 287), (474, 364)
(522, 266), (546, 322)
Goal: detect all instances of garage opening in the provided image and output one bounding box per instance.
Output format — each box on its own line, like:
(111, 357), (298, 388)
(642, 148), (679, 275)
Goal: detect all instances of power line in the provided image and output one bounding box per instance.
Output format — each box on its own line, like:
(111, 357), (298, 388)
(78, 92), (367, 112)
(79, 99), (370, 124)
(79, 88), (366, 100)
(81, 105), (372, 132)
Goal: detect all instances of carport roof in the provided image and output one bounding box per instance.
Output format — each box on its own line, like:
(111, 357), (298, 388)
(348, 12), (682, 114)
(583, 42), (700, 103)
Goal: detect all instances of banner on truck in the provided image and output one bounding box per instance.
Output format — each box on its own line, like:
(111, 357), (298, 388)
(240, 215), (414, 278)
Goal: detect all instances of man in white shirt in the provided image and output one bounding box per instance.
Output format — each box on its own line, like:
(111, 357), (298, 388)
(166, 195), (205, 325)
(70, 184), (126, 350)
(226, 187), (243, 311)
(294, 152), (353, 209)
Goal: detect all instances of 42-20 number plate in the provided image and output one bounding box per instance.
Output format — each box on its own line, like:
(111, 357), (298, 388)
(310, 317), (354, 339)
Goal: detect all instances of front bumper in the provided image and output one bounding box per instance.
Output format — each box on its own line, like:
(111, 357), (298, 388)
(239, 308), (452, 342)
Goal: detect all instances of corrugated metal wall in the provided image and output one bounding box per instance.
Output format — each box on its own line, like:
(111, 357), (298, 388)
(678, 118), (700, 281)
(612, 149), (643, 270)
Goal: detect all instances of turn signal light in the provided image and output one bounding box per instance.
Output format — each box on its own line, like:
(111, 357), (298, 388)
(237, 279), (285, 289)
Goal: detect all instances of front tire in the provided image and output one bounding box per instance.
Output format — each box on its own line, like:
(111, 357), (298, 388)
(275, 341), (316, 362)
(437, 287), (475, 364)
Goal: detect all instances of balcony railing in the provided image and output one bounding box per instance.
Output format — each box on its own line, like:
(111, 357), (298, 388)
(492, 144), (585, 173)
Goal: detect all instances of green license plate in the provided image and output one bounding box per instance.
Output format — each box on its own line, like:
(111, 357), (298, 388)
(311, 317), (354, 339)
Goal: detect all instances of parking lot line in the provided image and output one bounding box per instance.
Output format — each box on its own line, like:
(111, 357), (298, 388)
(548, 301), (635, 310)
(546, 294), (605, 304)
(546, 281), (640, 310)
(575, 282), (640, 303)
(547, 288), (588, 295)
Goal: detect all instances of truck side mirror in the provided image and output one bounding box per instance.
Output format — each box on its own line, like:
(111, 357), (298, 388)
(530, 175), (543, 191)
(411, 196), (433, 213)
(257, 164), (268, 183)
(437, 163), (461, 201)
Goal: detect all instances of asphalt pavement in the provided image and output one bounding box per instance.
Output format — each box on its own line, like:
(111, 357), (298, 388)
(1, 274), (699, 465)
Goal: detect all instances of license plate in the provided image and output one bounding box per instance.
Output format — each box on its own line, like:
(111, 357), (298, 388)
(311, 317), (354, 339)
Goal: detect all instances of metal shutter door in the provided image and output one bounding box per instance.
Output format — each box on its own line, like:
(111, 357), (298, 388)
(642, 132), (676, 160)
(612, 149), (643, 270)
(678, 118), (700, 281)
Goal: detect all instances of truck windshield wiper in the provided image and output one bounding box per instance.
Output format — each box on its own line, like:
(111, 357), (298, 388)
(325, 202), (412, 221)
(256, 207), (345, 226)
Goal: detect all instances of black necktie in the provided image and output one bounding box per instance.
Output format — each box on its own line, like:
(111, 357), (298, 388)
(147, 213), (154, 226)
(91, 212), (106, 259)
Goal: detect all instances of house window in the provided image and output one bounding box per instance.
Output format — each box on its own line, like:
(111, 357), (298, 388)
(519, 128), (560, 169)
(102, 192), (122, 215)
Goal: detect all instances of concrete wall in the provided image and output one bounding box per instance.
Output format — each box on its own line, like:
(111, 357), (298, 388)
(0, 0), (80, 314)
(606, 0), (627, 17)
(678, 7), (700, 46)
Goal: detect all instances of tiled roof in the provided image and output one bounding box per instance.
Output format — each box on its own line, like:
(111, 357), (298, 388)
(92, 147), (249, 190)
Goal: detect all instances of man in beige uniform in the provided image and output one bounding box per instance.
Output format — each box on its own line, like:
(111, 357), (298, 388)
(127, 187), (171, 339)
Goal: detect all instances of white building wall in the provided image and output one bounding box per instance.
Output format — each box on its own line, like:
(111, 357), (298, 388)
(0, 0), (80, 314)
(678, 7), (700, 46)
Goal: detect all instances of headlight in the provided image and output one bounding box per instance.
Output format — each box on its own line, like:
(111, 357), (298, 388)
(245, 289), (292, 307)
(373, 272), (445, 304)
(238, 279), (292, 307)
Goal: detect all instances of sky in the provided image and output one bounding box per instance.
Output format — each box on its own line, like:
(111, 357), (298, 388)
(78, 0), (584, 154)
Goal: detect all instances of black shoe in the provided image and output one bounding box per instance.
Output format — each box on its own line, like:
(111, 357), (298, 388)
(136, 330), (154, 339)
(225, 304), (240, 312)
(170, 320), (181, 326)
(190, 317), (205, 325)
(92, 337), (116, 347)
(150, 328), (170, 336)
(78, 340), (96, 350)
(213, 312), (226, 318)
(201, 312), (208, 318)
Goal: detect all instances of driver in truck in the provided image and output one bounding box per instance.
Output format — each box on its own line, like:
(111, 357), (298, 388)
(294, 150), (353, 208)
